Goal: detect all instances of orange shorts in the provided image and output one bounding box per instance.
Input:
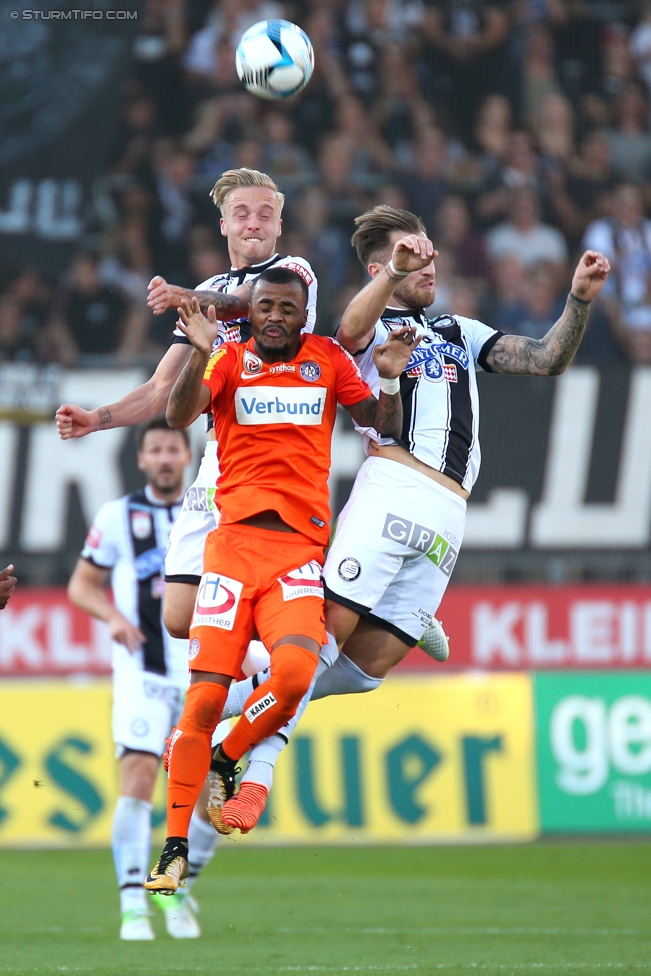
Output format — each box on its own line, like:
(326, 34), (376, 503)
(188, 522), (326, 678)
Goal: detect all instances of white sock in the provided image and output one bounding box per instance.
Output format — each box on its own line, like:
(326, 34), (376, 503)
(221, 669), (270, 720)
(311, 652), (382, 699)
(112, 796), (151, 912)
(186, 808), (219, 891)
(241, 633), (339, 786)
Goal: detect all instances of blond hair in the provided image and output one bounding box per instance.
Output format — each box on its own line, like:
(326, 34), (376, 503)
(351, 205), (425, 266)
(209, 168), (285, 215)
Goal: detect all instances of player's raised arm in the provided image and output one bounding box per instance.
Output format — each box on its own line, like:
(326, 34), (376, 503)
(338, 235), (436, 353)
(486, 250), (611, 375)
(56, 341), (193, 439)
(166, 298), (214, 428)
(345, 326), (420, 437)
(147, 275), (252, 318)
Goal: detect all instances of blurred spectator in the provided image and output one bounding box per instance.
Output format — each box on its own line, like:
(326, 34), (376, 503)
(630, 2), (651, 104)
(421, 0), (511, 140)
(0, 299), (40, 362)
(491, 254), (526, 332)
(262, 111), (315, 193)
(486, 187), (568, 270)
(606, 81), (651, 183)
(435, 194), (489, 281)
(399, 128), (451, 227)
(583, 182), (651, 363)
(511, 264), (566, 339)
(48, 252), (147, 365)
(476, 131), (543, 224)
(532, 92), (575, 165)
(519, 24), (562, 127)
(153, 144), (199, 279)
(547, 130), (615, 244)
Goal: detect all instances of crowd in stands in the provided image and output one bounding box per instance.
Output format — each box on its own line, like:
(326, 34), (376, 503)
(2, 0), (651, 367)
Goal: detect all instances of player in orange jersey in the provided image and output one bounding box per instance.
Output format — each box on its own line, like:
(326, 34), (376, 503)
(144, 267), (419, 893)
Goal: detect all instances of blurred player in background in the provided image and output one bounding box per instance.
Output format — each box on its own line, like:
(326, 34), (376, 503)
(68, 418), (219, 941)
(0, 565), (17, 609)
(56, 167), (317, 647)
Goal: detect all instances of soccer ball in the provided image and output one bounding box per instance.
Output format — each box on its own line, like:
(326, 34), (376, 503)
(235, 20), (314, 101)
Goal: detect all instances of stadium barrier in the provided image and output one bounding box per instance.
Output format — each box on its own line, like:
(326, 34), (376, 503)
(1, 664), (651, 845)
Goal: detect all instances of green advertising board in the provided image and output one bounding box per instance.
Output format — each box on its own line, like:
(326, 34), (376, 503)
(535, 672), (651, 832)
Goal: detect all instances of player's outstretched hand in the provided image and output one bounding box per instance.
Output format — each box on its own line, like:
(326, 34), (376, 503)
(109, 609), (145, 653)
(176, 298), (218, 356)
(56, 403), (96, 439)
(0, 565), (17, 610)
(571, 250), (611, 303)
(148, 276), (188, 316)
(390, 235), (437, 275)
(373, 326), (422, 379)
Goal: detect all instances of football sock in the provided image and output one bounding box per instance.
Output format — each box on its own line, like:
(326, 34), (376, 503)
(220, 644), (318, 761)
(167, 681), (228, 837)
(221, 668), (270, 721)
(112, 796), (151, 912)
(185, 808), (220, 892)
(311, 651), (382, 699)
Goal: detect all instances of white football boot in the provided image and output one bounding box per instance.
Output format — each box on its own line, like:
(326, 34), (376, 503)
(418, 617), (450, 662)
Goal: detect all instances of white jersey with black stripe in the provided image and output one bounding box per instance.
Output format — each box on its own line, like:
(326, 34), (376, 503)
(171, 253), (317, 347)
(351, 308), (503, 493)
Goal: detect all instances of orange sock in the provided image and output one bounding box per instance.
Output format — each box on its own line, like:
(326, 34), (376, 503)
(167, 681), (228, 837)
(221, 644), (317, 761)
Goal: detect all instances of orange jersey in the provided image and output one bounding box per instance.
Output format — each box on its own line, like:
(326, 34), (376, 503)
(203, 334), (372, 543)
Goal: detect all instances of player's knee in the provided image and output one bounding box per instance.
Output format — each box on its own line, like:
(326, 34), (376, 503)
(180, 681), (227, 734)
(271, 644), (318, 706)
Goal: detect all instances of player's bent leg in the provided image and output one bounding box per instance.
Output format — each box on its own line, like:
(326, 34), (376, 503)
(338, 617), (414, 679)
(163, 581), (198, 639)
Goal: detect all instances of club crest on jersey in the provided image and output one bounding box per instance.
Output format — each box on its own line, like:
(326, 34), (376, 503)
(278, 560), (324, 601)
(243, 349), (263, 374)
(300, 361), (321, 382)
(192, 573), (243, 630)
(131, 510), (152, 539)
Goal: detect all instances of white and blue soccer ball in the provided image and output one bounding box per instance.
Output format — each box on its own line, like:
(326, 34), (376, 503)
(236, 20), (314, 101)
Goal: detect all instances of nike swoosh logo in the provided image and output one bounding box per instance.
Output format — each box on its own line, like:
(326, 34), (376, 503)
(172, 802), (190, 808)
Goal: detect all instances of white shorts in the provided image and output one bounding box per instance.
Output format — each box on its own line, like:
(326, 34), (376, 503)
(113, 667), (186, 758)
(165, 442), (220, 584)
(323, 456), (466, 645)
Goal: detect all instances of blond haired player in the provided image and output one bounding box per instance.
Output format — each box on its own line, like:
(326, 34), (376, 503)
(56, 168), (316, 647)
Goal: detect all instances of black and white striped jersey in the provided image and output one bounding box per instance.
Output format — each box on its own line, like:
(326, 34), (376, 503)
(171, 253), (318, 348)
(351, 307), (503, 492)
(81, 488), (188, 680)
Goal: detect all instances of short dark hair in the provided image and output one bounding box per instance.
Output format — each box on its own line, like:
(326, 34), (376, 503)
(351, 205), (426, 267)
(250, 266), (309, 308)
(138, 415), (190, 449)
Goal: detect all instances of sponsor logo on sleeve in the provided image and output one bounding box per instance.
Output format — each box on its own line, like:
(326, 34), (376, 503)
(189, 638), (200, 660)
(278, 560), (324, 601)
(381, 513), (459, 576)
(235, 386), (327, 425)
(338, 558), (361, 581)
(300, 361), (321, 382)
(244, 691), (278, 723)
(131, 510), (152, 540)
(191, 573), (243, 630)
(283, 261), (314, 286)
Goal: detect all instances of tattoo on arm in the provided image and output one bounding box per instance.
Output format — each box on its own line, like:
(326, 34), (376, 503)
(487, 293), (591, 376)
(192, 290), (248, 318)
(349, 392), (403, 439)
(98, 408), (111, 430)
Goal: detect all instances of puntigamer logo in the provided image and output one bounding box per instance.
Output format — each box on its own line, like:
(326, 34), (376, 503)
(235, 386), (327, 425)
